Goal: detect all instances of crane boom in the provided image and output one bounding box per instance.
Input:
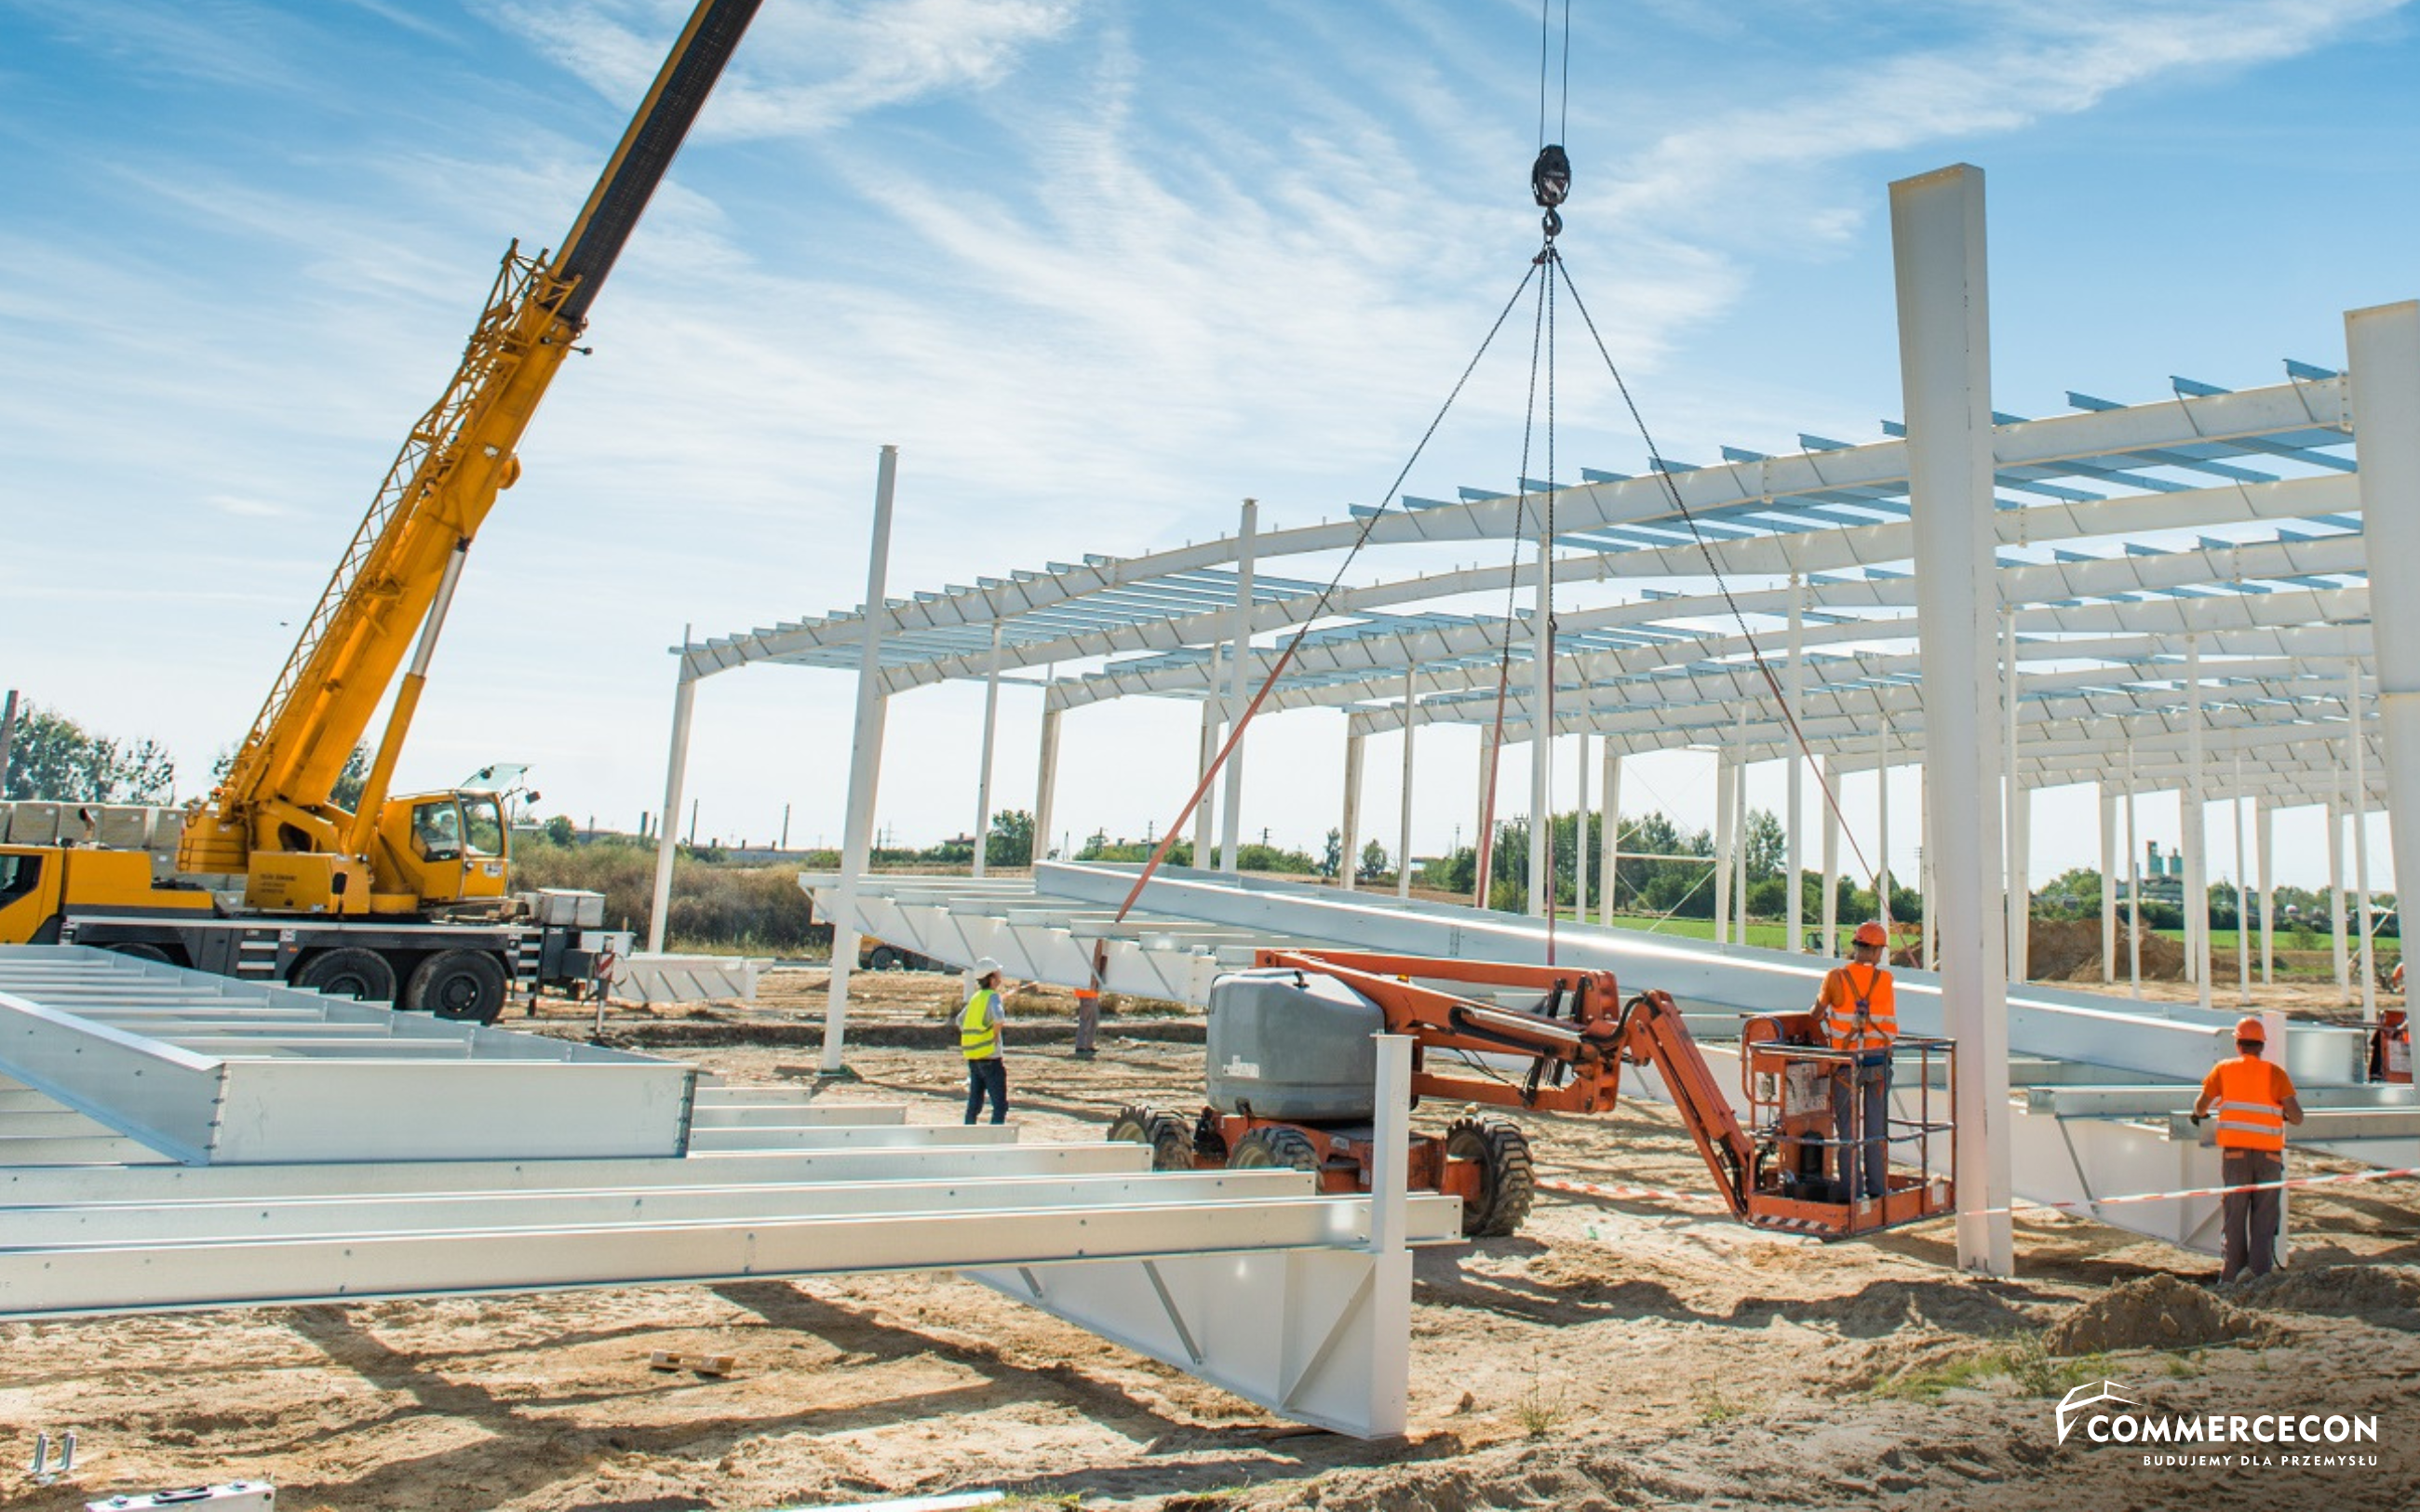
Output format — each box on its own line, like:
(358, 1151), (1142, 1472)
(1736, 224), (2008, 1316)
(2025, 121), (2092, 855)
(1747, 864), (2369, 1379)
(182, 0), (764, 912)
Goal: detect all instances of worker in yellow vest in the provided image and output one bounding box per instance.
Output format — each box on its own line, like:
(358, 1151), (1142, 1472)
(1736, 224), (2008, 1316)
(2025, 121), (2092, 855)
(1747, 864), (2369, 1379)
(2191, 1016), (2305, 1282)
(958, 957), (1012, 1125)
(1816, 921), (1899, 1200)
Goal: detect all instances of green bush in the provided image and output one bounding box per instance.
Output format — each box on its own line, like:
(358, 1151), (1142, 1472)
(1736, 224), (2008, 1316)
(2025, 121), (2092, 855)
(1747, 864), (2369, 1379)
(509, 836), (820, 954)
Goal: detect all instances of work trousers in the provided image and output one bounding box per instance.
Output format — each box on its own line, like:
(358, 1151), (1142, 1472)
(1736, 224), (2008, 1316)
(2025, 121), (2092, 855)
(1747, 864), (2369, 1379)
(1074, 995), (1100, 1054)
(2220, 1147), (2284, 1282)
(964, 1056), (1009, 1125)
(1831, 1057), (1893, 1200)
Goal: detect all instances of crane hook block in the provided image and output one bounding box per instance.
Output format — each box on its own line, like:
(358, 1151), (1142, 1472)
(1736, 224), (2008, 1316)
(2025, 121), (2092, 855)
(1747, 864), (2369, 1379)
(1531, 143), (1571, 240)
(1531, 144), (1571, 209)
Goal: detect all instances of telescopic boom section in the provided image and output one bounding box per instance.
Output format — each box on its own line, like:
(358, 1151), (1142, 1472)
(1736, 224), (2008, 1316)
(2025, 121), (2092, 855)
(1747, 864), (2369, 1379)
(184, 0), (763, 879)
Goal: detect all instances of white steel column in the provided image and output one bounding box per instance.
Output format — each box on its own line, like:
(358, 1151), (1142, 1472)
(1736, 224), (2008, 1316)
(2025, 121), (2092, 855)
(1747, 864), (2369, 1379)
(2233, 754), (2252, 1006)
(1396, 664), (1417, 900)
(971, 621), (1004, 879)
(1193, 687), (1220, 865)
(1338, 730), (1366, 892)
(2257, 798), (2276, 988)
(1599, 745), (1620, 925)
(2347, 302), (2420, 1018)
(2005, 610), (2027, 981)
(2126, 739), (2143, 999)
(2351, 661), (2378, 1024)
(1529, 522), (1553, 919)
(1821, 755), (1840, 957)
(2099, 783), (2118, 984)
(1920, 787), (1935, 970)
(825, 445), (901, 1076)
(2010, 783), (2031, 982)
(2188, 638), (2211, 1012)
(1218, 499), (1258, 875)
(1731, 712), (1751, 944)
(2329, 782), (2351, 1004)
(1876, 737), (1891, 933)
(1473, 729), (1498, 908)
(1033, 701), (1062, 865)
(1714, 749), (1735, 945)
(1574, 731), (1591, 923)
(1891, 162), (2011, 1277)
(1785, 575), (1806, 954)
(645, 649), (698, 956)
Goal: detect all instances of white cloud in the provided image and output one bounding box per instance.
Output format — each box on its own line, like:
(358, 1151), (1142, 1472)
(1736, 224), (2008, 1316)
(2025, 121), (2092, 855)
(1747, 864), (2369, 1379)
(496, 0), (1084, 137)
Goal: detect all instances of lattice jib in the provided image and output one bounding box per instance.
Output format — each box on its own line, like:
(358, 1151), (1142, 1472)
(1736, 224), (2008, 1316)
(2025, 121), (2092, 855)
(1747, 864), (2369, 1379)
(219, 246), (553, 808)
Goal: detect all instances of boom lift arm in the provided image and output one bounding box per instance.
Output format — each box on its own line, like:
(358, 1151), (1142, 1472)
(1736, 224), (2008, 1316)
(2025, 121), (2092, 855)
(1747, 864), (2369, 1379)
(179, 0), (766, 915)
(1129, 949), (1956, 1241)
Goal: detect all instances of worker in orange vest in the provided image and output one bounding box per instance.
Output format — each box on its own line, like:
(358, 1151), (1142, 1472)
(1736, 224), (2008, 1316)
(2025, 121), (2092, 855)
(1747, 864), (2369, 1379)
(2190, 1016), (2306, 1283)
(1816, 920), (1899, 1200)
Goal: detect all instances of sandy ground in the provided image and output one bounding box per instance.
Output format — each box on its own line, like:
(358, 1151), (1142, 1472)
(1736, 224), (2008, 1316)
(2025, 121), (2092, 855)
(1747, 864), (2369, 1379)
(3, 968), (2415, 1511)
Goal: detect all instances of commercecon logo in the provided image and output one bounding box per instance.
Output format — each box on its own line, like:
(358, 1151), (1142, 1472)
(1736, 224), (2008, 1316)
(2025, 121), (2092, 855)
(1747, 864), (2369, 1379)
(2053, 1380), (2381, 1469)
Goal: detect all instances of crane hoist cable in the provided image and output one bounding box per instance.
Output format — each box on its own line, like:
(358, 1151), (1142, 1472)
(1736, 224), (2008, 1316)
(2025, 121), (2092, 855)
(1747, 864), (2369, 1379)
(1107, 261), (1540, 925)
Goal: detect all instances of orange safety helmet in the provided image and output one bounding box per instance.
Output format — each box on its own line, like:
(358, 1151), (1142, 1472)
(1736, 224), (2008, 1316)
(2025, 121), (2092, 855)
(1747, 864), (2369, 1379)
(1853, 921), (1889, 948)
(2235, 1015), (2266, 1044)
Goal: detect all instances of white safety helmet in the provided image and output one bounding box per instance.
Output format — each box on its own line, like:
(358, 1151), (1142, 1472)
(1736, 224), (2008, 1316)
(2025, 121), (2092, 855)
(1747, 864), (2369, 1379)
(972, 957), (1005, 981)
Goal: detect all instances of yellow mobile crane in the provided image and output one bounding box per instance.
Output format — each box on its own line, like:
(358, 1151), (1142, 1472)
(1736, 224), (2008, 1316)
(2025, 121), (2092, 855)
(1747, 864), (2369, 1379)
(0, 0), (765, 1021)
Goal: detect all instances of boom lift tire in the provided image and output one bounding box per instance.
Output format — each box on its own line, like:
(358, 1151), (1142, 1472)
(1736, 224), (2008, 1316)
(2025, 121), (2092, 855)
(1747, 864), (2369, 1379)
(1445, 1116), (1536, 1238)
(1107, 1104), (1195, 1172)
(293, 946), (397, 1003)
(405, 948), (506, 1024)
(1228, 1125), (1322, 1173)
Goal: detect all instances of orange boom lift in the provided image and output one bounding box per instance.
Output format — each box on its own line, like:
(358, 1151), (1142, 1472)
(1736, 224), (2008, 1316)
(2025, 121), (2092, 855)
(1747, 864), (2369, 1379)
(1112, 948), (1956, 1240)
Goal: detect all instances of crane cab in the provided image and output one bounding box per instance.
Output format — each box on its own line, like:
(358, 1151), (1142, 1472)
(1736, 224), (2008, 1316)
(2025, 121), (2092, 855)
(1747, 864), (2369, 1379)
(370, 789), (511, 913)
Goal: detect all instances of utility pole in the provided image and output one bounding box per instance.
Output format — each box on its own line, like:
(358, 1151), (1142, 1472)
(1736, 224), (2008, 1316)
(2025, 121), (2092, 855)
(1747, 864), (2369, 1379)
(688, 798), (698, 846)
(781, 802), (791, 850)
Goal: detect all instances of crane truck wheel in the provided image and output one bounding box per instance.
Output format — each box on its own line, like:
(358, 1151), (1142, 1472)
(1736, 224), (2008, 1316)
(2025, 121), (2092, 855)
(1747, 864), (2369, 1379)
(103, 943), (178, 966)
(1106, 1104), (1196, 1171)
(1227, 1125), (1322, 1174)
(404, 949), (507, 1024)
(1445, 1117), (1536, 1238)
(293, 946), (397, 1003)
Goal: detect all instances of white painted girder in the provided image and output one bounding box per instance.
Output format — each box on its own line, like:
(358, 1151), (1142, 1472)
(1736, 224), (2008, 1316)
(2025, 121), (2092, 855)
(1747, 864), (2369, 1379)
(696, 381), (2350, 683)
(1048, 534), (2365, 712)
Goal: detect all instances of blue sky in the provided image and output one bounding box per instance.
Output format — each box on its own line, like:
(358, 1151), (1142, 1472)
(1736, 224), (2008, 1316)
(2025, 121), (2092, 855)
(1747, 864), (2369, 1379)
(3, 0), (2414, 893)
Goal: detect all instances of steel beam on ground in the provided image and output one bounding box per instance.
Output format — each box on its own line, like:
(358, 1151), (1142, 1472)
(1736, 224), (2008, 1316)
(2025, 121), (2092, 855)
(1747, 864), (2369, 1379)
(0, 1189), (1465, 1319)
(0, 949), (694, 1164)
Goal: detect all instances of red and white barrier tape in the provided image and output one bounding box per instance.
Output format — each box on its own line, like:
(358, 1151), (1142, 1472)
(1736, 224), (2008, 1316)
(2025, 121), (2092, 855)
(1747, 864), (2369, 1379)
(1539, 1161), (2420, 1223)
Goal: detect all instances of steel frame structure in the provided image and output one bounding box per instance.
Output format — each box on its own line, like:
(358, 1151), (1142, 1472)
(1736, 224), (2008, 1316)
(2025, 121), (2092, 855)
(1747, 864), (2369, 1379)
(671, 161), (2416, 1276)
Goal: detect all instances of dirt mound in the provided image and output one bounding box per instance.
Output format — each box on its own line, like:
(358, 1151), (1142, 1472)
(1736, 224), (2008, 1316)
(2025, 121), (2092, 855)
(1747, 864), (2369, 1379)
(2234, 1263), (2420, 1330)
(2043, 1273), (2272, 1356)
(2050, 922), (2187, 983)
